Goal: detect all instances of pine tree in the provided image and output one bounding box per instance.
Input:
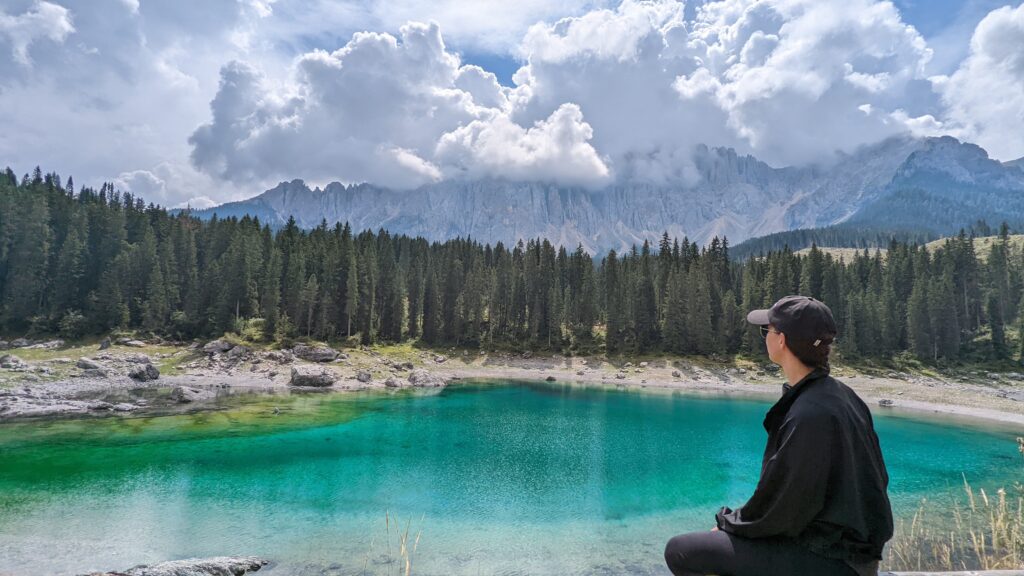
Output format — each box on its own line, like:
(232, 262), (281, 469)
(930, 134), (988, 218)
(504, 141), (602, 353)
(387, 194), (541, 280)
(662, 269), (686, 354)
(987, 290), (1006, 358)
(604, 250), (624, 354)
(633, 241), (659, 352)
(2, 193), (51, 330)
(356, 243), (377, 344)
(50, 215), (87, 316)
(143, 259), (168, 331)
(422, 268), (441, 343)
(799, 244), (824, 298)
(686, 269), (715, 354)
(907, 280), (932, 361)
(345, 246), (359, 337)
(261, 248), (282, 339)
(301, 274), (319, 338)
(718, 289), (743, 353)
(930, 270), (960, 360)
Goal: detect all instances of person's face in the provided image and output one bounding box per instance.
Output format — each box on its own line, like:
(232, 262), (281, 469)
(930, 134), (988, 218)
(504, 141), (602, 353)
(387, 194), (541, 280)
(763, 324), (783, 363)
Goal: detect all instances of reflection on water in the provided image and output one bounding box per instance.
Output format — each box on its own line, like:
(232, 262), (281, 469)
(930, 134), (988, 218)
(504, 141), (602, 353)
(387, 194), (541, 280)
(0, 380), (1020, 575)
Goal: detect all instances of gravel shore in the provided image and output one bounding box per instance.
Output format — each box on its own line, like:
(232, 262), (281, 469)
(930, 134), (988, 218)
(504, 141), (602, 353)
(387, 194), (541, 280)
(1, 341), (1023, 428)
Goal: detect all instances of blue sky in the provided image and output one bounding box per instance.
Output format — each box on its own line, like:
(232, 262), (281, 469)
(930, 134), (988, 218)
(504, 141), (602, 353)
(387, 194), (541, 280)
(0, 0), (1022, 208)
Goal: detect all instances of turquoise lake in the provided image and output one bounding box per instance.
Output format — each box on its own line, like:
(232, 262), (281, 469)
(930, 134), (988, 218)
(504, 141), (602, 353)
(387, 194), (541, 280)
(0, 380), (1022, 575)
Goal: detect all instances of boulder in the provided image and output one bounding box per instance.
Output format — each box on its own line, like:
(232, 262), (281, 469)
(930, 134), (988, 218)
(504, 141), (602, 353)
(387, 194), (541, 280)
(289, 365), (336, 387)
(80, 368), (111, 379)
(202, 339), (233, 354)
(10, 338), (31, 348)
(170, 386), (214, 403)
(433, 354), (447, 363)
(878, 398), (896, 407)
(26, 339), (64, 350)
(98, 337), (111, 350)
(615, 372), (626, 379)
(128, 364), (160, 382)
(292, 344), (339, 363)
(672, 370), (682, 377)
(639, 361), (648, 368)
(124, 353), (153, 364)
(545, 375), (557, 382)
(407, 369), (446, 388)
(521, 350), (532, 359)
(576, 370), (585, 376)
(226, 345), (250, 359)
(356, 370), (372, 383)
(0, 340), (8, 350)
(81, 555), (268, 576)
(264, 350), (293, 363)
(0, 354), (26, 369)
(384, 376), (402, 388)
(76, 358), (103, 370)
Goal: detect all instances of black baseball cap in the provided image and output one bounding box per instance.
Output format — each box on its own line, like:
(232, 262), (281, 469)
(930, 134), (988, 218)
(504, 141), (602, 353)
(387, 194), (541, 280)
(747, 295), (837, 346)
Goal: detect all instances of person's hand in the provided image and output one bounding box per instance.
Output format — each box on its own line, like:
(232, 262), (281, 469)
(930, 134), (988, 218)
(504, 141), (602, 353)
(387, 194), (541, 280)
(710, 527), (719, 532)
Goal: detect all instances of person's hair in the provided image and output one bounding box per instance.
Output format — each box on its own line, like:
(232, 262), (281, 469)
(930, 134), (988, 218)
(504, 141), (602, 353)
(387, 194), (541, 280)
(784, 334), (834, 371)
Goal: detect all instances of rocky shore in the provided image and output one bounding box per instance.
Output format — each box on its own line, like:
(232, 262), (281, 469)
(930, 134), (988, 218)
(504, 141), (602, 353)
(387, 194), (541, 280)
(2, 337), (1024, 428)
(81, 556), (267, 576)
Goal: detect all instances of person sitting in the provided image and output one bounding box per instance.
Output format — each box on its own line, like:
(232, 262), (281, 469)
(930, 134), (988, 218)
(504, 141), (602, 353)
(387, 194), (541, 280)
(664, 295), (893, 576)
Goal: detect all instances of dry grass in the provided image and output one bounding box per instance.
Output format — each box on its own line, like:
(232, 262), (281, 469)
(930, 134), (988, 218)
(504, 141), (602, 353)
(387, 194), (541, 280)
(362, 510), (424, 576)
(887, 439), (1024, 571)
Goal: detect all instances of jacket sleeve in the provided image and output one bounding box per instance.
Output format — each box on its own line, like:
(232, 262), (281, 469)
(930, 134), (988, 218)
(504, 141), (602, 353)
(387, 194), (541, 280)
(715, 408), (834, 539)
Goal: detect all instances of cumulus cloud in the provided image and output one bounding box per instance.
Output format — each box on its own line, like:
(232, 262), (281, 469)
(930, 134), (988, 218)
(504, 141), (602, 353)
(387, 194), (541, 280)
(190, 23), (466, 188)
(437, 103), (610, 185)
(114, 169), (168, 202)
(5, 0), (1024, 208)
(0, 0), (74, 66)
(937, 4), (1024, 161)
(187, 0), (959, 189)
(190, 20), (614, 188)
(509, 0), (937, 175)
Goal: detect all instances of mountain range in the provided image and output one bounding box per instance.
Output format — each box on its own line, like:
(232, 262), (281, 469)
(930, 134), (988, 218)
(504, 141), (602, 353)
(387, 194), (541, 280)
(185, 136), (1024, 254)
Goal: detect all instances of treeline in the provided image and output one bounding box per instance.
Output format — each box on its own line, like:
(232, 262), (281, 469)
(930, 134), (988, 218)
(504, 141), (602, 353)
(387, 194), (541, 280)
(2, 167), (1023, 364)
(729, 224), (937, 261)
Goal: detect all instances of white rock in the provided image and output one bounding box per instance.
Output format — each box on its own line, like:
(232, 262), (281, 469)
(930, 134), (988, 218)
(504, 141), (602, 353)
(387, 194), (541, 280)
(289, 365), (335, 387)
(408, 369), (446, 388)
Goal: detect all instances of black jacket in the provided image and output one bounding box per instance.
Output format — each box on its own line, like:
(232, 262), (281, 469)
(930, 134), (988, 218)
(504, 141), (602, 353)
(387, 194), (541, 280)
(715, 368), (893, 564)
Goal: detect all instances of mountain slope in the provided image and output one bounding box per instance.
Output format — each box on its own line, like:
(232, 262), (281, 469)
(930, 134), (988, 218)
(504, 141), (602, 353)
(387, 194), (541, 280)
(186, 136), (1024, 254)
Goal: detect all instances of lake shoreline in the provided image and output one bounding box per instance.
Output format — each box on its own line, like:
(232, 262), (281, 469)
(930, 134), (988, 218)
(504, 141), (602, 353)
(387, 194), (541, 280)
(2, 341), (1024, 429)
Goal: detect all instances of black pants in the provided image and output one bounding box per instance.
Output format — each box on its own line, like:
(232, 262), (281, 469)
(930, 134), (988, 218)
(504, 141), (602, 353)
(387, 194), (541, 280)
(664, 530), (860, 576)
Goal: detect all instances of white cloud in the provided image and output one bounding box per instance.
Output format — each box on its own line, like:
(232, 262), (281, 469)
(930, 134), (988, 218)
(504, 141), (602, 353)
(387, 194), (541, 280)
(0, 0), (74, 66)
(114, 169), (167, 202)
(504, 0), (938, 175)
(174, 195), (219, 210)
(437, 103), (610, 185)
(937, 4), (1024, 160)
(190, 20), (615, 189)
(3, 0), (1023, 209)
(186, 0), (960, 189)
(190, 22), (471, 188)
(119, 0), (139, 15)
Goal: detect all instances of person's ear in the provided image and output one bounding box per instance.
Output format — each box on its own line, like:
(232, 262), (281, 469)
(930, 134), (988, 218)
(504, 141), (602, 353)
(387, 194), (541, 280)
(777, 331), (787, 352)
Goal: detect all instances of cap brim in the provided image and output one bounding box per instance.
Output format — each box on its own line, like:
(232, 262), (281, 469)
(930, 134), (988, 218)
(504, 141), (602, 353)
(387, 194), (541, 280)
(746, 309), (771, 326)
